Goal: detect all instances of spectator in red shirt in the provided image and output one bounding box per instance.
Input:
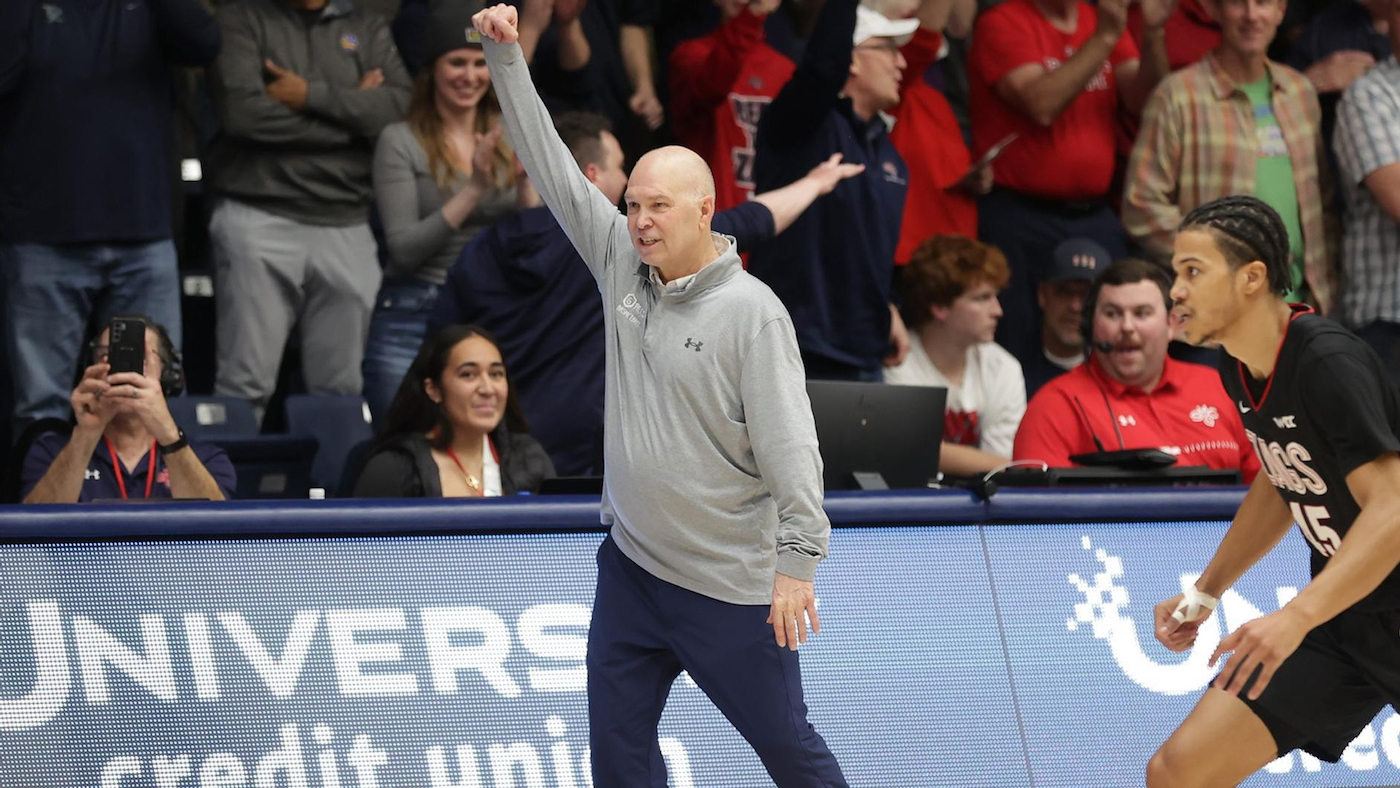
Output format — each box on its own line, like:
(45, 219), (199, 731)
(669, 0), (795, 211)
(880, 0), (989, 261)
(1013, 257), (1260, 481)
(1127, 0), (1222, 71)
(969, 0), (1175, 367)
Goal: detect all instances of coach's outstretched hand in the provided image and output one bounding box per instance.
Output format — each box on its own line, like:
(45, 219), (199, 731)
(473, 3), (519, 44)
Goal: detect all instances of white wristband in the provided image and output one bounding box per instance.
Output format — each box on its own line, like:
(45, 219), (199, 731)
(1170, 584), (1219, 624)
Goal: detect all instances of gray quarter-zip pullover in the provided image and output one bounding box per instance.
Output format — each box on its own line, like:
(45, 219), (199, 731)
(485, 38), (830, 605)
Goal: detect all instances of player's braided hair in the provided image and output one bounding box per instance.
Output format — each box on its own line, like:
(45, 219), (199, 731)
(1178, 196), (1291, 296)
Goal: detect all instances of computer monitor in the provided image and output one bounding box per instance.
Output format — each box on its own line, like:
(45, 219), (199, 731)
(805, 380), (947, 490)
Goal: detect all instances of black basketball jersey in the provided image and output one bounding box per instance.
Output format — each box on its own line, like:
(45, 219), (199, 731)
(1219, 307), (1400, 611)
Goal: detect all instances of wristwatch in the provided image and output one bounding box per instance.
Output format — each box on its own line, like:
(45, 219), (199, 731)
(158, 429), (189, 456)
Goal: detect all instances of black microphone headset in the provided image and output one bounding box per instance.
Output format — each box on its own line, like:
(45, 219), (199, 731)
(1077, 264), (1174, 359)
(1072, 262), (1176, 450)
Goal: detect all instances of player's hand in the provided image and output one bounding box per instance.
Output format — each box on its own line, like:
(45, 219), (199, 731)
(884, 304), (911, 367)
(473, 3), (521, 44)
(1154, 593), (1212, 651)
(804, 153), (866, 196)
(768, 573), (820, 650)
(1209, 607), (1310, 700)
(106, 371), (180, 446)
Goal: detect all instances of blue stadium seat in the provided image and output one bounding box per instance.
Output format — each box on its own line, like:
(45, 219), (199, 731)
(337, 438), (377, 498)
(169, 395), (317, 499)
(217, 436), (319, 500)
(285, 395), (374, 495)
(167, 395), (259, 440)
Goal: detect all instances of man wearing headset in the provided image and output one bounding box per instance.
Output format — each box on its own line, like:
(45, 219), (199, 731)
(1012, 257), (1260, 481)
(21, 315), (235, 503)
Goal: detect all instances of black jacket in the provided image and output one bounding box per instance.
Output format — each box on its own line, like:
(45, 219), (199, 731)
(352, 428), (555, 498)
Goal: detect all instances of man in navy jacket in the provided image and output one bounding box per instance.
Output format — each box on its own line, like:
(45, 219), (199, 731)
(431, 111), (862, 475)
(748, 0), (918, 381)
(0, 0), (220, 437)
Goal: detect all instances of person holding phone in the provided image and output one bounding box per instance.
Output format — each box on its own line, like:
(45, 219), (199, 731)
(20, 316), (235, 504)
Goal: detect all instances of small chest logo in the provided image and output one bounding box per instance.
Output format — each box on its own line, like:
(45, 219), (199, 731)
(1273, 415), (1298, 429)
(615, 292), (645, 327)
(1118, 414), (1137, 428)
(84, 468), (100, 481)
(42, 3), (64, 23)
(1189, 404), (1219, 428)
(340, 34), (360, 52)
(684, 338), (704, 352)
(881, 161), (906, 185)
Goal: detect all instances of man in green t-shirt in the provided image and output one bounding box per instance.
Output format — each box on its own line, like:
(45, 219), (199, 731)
(1122, 0), (1338, 311)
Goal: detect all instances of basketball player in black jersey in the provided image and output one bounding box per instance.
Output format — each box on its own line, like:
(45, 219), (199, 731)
(1145, 195), (1400, 787)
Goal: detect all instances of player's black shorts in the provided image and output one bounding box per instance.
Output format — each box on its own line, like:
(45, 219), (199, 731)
(1217, 605), (1400, 761)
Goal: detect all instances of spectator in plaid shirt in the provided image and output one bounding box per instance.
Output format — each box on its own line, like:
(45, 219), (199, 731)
(1121, 0), (1338, 312)
(1334, 0), (1400, 380)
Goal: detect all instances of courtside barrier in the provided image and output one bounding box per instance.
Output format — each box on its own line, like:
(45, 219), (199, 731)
(2, 489), (1394, 786)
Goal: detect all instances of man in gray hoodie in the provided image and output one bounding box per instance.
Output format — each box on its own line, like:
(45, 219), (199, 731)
(206, 0), (410, 421)
(474, 5), (847, 787)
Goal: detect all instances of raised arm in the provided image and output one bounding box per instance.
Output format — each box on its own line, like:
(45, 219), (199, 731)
(302, 15), (411, 139)
(750, 152), (865, 235)
(669, 3), (777, 132)
(979, 0), (1134, 127)
(759, 0), (857, 146)
(149, 0), (221, 67)
(476, 4), (628, 281)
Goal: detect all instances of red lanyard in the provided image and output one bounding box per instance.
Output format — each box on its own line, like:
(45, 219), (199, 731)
(104, 438), (158, 500)
(444, 439), (499, 492)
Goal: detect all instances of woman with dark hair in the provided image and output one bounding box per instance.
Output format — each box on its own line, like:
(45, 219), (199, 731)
(354, 325), (554, 498)
(362, 1), (537, 421)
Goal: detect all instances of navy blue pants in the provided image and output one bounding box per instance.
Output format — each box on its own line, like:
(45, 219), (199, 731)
(587, 536), (847, 787)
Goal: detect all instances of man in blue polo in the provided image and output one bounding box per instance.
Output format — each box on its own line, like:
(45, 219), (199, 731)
(748, 0), (919, 380)
(21, 318), (235, 503)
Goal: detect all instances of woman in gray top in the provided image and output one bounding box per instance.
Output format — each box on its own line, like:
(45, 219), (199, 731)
(362, 4), (535, 421)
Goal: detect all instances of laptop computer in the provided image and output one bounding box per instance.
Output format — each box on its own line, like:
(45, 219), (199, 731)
(805, 380), (947, 490)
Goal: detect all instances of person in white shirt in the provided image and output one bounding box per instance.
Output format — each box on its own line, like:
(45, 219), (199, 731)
(886, 234), (1027, 475)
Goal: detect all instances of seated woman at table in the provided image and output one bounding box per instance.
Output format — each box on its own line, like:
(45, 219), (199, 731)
(354, 324), (554, 498)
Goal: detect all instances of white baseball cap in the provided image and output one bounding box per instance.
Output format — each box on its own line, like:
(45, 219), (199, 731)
(853, 5), (920, 47)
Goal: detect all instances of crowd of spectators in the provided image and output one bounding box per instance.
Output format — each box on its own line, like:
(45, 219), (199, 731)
(3, 0), (1399, 500)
